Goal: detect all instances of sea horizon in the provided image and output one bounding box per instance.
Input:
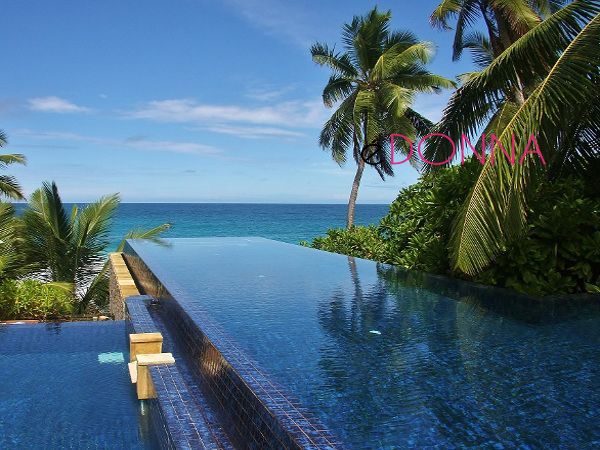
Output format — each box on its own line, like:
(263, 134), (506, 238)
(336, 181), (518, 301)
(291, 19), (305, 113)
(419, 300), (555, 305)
(10, 201), (389, 205)
(12, 203), (389, 250)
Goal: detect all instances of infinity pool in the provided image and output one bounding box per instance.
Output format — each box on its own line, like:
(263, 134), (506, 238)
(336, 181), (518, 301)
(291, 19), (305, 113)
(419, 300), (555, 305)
(0, 322), (159, 449)
(125, 237), (600, 448)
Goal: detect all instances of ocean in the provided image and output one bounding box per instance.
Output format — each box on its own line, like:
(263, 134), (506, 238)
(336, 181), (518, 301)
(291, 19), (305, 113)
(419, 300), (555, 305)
(14, 203), (389, 250)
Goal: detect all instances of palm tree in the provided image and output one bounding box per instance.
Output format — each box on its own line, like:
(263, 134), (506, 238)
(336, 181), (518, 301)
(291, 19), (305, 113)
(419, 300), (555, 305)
(427, 0), (600, 274)
(20, 182), (170, 312)
(430, 0), (556, 62)
(311, 7), (455, 228)
(0, 130), (26, 200)
(0, 203), (22, 281)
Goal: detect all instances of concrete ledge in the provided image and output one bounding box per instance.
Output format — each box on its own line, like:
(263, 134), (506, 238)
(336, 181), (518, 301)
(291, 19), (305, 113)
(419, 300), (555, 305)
(129, 332), (163, 362)
(130, 332), (163, 343)
(108, 252), (140, 319)
(137, 353), (175, 366)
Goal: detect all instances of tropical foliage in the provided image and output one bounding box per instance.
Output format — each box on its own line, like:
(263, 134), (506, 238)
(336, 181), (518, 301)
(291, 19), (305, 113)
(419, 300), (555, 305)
(311, 7), (454, 227)
(0, 203), (23, 281)
(306, 165), (600, 296)
(0, 130), (26, 200)
(0, 279), (73, 320)
(0, 130), (26, 282)
(19, 182), (170, 313)
(430, 0), (555, 62)
(0, 127), (171, 320)
(424, 0), (600, 275)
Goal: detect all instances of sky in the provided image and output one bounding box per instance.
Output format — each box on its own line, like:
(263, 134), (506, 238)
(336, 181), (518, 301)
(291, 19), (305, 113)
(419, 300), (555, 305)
(0, 0), (474, 203)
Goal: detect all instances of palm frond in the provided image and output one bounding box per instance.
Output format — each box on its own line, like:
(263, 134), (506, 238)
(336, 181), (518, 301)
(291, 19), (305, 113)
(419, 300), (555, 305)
(490, 0), (542, 34)
(0, 152), (26, 200)
(425, 0), (599, 168)
(72, 194), (120, 285)
(0, 154), (26, 168)
(0, 203), (23, 280)
(311, 43), (358, 77)
(463, 31), (495, 68)
(21, 182), (73, 281)
(451, 0), (483, 60)
(351, 8), (392, 73)
(0, 175), (25, 200)
(430, 0), (463, 29)
(450, 1), (600, 274)
(319, 90), (359, 164)
(372, 42), (436, 81)
(322, 74), (356, 107)
(384, 30), (419, 49)
(117, 223), (172, 252)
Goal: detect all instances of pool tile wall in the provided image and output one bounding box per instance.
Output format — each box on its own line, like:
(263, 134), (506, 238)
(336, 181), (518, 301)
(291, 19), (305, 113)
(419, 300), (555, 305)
(126, 296), (220, 450)
(124, 245), (342, 450)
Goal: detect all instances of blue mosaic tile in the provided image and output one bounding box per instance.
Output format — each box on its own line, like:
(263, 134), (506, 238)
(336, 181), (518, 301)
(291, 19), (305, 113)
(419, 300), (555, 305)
(124, 246), (342, 449)
(126, 296), (223, 450)
(0, 321), (159, 449)
(123, 237), (600, 449)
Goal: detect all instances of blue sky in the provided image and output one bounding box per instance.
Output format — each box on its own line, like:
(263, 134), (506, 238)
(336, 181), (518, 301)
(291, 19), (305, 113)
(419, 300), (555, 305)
(1, 0), (474, 203)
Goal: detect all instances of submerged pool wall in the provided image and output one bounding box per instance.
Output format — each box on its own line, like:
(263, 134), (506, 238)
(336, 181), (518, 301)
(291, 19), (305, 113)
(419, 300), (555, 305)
(123, 241), (341, 449)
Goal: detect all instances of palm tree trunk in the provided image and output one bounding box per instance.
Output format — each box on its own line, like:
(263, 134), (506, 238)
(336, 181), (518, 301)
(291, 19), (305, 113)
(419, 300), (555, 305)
(347, 158), (365, 228)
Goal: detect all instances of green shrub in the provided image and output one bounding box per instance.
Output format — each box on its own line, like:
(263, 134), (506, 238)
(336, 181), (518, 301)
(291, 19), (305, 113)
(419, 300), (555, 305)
(310, 161), (479, 271)
(477, 179), (600, 296)
(306, 226), (390, 262)
(0, 279), (73, 321)
(379, 160), (480, 271)
(307, 163), (600, 296)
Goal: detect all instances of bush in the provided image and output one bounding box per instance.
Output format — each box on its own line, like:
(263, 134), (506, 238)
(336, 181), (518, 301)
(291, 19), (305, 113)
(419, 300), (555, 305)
(0, 279), (73, 321)
(310, 161), (479, 271)
(304, 226), (390, 262)
(307, 163), (600, 296)
(477, 179), (600, 296)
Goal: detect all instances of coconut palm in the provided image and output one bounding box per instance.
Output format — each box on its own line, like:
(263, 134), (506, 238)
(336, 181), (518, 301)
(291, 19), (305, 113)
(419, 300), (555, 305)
(430, 0), (558, 62)
(427, 0), (600, 274)
(0, 203), (22, 281)
(20, 182), (170, 311)
(0, 130), (26, 200)
(311, 7), (455, 228)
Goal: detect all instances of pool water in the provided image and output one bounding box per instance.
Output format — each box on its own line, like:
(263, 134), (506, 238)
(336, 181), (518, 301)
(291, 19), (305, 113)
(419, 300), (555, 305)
(126, 237), (600, 449)
(0, 321), (159, 449)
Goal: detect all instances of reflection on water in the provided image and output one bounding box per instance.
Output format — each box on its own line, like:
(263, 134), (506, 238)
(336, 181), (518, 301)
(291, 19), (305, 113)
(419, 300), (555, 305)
(125, 238), (600, 449)
(316, 257), (599, 447)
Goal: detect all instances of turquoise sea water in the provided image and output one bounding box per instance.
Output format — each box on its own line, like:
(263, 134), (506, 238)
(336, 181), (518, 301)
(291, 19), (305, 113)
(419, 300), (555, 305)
(14, 203), (389, 250)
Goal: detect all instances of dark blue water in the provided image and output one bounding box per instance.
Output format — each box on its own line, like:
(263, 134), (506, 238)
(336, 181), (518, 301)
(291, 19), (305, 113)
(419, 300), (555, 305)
(13, 203), (388, 250)
(126, 238), (600, 449)
(0, 322), (159, 449)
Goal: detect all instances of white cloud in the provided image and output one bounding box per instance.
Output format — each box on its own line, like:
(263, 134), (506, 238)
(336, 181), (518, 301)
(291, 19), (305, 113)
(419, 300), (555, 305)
(125, 98), (327, 129)
(28, 96), (91, 114)
(13, 129), (221, 156)
(123, 136), (220, 155)
(203, 124), (304, 139)
(244, 85), (296, 102)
